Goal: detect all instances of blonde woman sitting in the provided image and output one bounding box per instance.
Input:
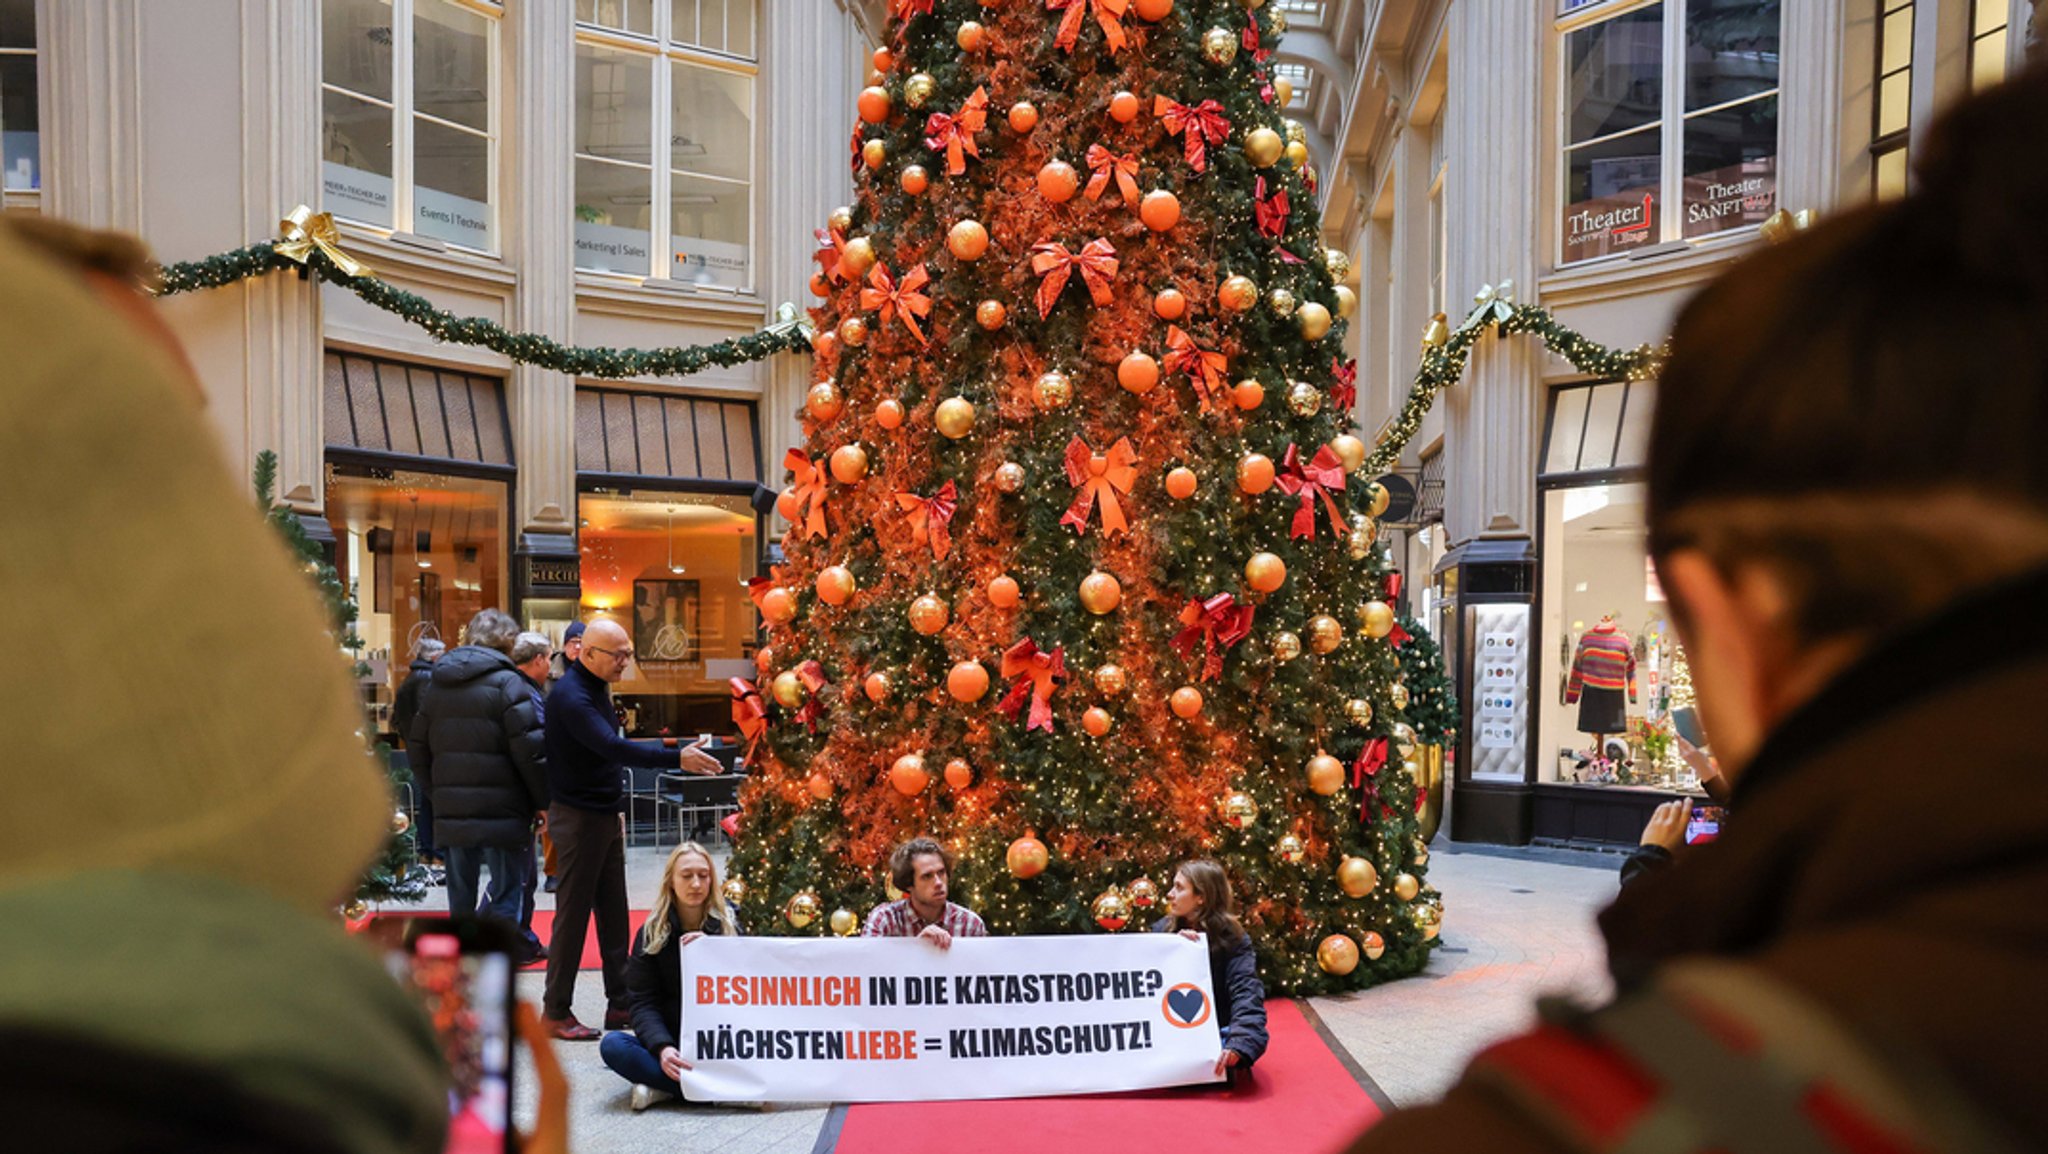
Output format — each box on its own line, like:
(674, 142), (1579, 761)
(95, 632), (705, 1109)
(599, 842), (739, 1110)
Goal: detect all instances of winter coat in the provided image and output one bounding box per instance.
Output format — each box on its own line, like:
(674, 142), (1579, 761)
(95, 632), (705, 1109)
(1345, 567), (2048, 1152)
(391, 658), (435, 747)
(408, 646), (547, 848)
(1153, 917), (1269, 1068)
(625, 905), (739, 1057)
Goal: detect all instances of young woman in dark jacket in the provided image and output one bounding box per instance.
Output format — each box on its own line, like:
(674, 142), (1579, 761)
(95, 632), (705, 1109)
(1153, 859), (1269, 1076)
(598, 841), (739, 1110)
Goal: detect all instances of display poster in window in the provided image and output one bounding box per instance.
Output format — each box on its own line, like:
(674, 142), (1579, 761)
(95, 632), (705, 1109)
(575, 219), (653, 275)
(324, 161), (393, 225)
(634, 578), (701, 664)
(1466, 603), (1530, 782)
(416, 185), (492, 252)
(1682, 157), (1775, 239)
(671, 235), (749, 288)
(1562, 157), (1657, 263)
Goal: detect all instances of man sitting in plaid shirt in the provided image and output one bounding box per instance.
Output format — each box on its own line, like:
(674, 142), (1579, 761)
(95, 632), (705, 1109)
(862, 837), (988, 949)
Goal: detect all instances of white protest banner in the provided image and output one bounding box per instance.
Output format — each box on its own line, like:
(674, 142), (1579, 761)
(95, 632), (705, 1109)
(679, 934), (1223, 1102)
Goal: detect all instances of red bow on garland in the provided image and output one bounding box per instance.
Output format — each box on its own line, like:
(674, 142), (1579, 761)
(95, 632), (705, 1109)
(1242, 22), (1271, 64)
(894, 480), (958, 560)
(1171, 594), (1255, 682)
(1254, 176), (1290, 239)
(1330, 357), (1358, 413)
(1352, 738), (1389, 822)
(924, 87), (988, 176)
(1384, 573), (1412, 646)
(998, 639), (1067, 732)
(1060, 436), (1139, 537)
(1084, 144), (1142, 208)
(1163, 325), (1228, 412)
(1048, 0), (1129, 54)
(1154, 97), (1230, 173)
(1276, 444), (1348, 541)
(794, 660), (830, 733)
(860, 262), (933, 345)
(784, 448), (829, 539)
(729, 678), (766, 764)
(1029, 238), (1118, 318)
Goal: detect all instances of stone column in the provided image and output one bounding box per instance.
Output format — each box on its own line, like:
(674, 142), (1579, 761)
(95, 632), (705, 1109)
(1777, 0), (1846, 214)
(38, 0), (142, 232)
(506, 2), (577, 534)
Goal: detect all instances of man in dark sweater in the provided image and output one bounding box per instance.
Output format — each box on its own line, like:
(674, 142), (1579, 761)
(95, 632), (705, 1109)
(540, 617), (720, 1041)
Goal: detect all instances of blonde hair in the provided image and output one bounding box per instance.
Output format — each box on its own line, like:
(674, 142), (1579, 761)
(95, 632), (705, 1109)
(642, 841), (735, 953)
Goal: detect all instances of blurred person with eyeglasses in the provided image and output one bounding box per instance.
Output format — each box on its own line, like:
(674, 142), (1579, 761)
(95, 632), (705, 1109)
(538, 617), (719, 1041)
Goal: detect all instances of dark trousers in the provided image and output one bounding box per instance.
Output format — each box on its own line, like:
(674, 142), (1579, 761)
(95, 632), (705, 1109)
(517, 835), (541, 950)
(445, 843), (527, 931)
(600, 1031), (683, 1097)
(542, 803), (630, 1020)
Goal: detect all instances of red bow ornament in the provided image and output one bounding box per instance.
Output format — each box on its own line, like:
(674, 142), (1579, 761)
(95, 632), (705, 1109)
(924, 87), (988, 176)
(1242, 22), (1270, 64)
(1276, 443), (1349, 541)
(783, 449), (830, 539)
(893, 0), (935, 19)
(1154, 97), (1230, 173)
(1163, 325), (1228, 412)
(1030, 238), (1119, 319)
(815, 225), (850, 284)
(1084, 144), (1142, 208)
(860, 262), (933, 345)
(1331, 357), (1358, 413)
(998, 639), (1068, 732)
(1060, 436), (1139, 537)
(894, 480), (958, 560)
(1353, 738), (1389, 822)
(794, 660), (830, 733)
(1254, 176), (1290, 239)
(1048, 0), (1129, 54)
(730, 678), (767, 763)
(1171, 594), (1256, 682)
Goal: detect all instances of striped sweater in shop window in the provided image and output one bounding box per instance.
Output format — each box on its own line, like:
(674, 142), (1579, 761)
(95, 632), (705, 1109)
(1565, 624), (1637, 703)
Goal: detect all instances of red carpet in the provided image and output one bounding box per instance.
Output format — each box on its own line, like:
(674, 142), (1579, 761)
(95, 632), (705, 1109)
(363, 910), (650, 971)
(826, 1000), (1382, 1154)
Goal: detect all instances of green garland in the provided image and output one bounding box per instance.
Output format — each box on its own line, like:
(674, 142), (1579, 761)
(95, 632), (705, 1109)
(153, 241), (814, 380)
(1362, 291), (1667, 476)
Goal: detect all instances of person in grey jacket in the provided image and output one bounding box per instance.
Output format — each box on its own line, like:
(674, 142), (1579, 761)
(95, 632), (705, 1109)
(1154, 859), (1269, 1077)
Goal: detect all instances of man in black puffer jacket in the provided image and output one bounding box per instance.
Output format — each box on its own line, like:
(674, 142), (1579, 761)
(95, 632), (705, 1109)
(410, 609), (548, 937)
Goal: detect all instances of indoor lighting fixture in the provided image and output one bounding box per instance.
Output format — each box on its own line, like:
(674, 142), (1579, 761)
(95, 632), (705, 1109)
(667, 507), (686, 574)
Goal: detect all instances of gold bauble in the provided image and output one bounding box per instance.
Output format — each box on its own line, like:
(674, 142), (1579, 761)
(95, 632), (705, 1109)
(1422, 312), (1451, 348)
(1360, 930), (1386, 961)
(1389, 682), (1410, 711)
(1079, 570), (1123, 615)
(1283, 118), (1307, 145)
(1323, 247), (1352, 280)
(723, 877), (746, 904)
(1361, 600), (1396, 639)
(1393, 872), (1421, 901)
(1218, 274), (1258, 312)
(1308, 614), (1344, 654)
(1276, 833), (1307, 863)
(1297, 301), (1333, 340)
(1363, 480), (1390, 517)
(772, 670), (804, 708)
(1269, 7), (1288, 33)
(785, 891), (822, 929)
(904, 72), (937, 108)
(1033, 369), (1072, 410)
(1392, 722), (1417, 758)
(1270, 631), (1302, 662)
(1317, 933), (1360, 975)
(1337, 856), (1378, 898)
(1093, 663), (1129, 696)
(1287, 380), (1322, 418)
(994, 461), (1026, 492)
(837, 316), (870, 348)
(1273, 77), (1294, 107)
(1243, 126), (1284, 167)
(1201, 26), (1238, 64)
(935, 396), (977, 440)
(1092, 889), (1132, 931)
(807, 380), (845, 421)
(1127, 876), (1160, 908)
(391, 809), (412, 835)
(1267, 287), (1297, 317)
(1403, 758), (1422, 779)
(1415, 902), (1442, 940)
(342, 899), (370, 921)
(909, 594), (950, 635)
(829, 908), (860, 936)
(828, 205), (855, 234)
(862, 138), (887, 169)
(1345, 698), (1374, 726)
(1412, 837), (1431, 868)
(1220, 791), (1260, 829)
(1284, 140), (1309, 168)
(1306, 753), (1345, 796)
(1334, 284), (1357, 318)
(1331, 434), (1366, 473)
(840, 235), (877, 276)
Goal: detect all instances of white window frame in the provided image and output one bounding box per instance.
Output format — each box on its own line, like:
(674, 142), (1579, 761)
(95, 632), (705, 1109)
(1554, 0), (1783, 268)
(0, 0), (37, 199)
(321, 0), (503, 254)
(573, 3), (758, 291)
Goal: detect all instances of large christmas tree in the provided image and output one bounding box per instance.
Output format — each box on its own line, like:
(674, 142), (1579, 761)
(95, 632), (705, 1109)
(726, 0), (1439, 992)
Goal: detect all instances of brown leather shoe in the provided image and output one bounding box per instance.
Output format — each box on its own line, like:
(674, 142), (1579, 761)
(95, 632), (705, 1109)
(604, 1008), (632, 1031)
(544, 1014), (600, 1042)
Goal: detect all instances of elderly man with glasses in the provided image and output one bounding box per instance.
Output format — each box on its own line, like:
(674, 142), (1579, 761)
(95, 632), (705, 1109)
(540, 617), (720, 1041)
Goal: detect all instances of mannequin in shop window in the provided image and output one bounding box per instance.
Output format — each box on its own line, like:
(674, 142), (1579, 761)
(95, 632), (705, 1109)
(1564, 614), (1637, 778)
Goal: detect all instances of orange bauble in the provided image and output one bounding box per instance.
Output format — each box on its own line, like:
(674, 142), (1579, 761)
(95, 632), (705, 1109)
(1007, 834), (1049, 878)
(807, 381), (844, 421)
(807, 772), (833, 799)
(776, 488), (801, 520)
(909, 594), (950, 635)
(809, 270), (831, 296)
(1218, 275), (1257, 312)
(1139, 190), (1182, 232)
(875, 398), (906, 429)
(1079, 570), (1123, 615)
(947, 661), (990, 703)
(955, 20), (986, 51)
(862, 139), (887, 169)
(1244, 551), (1287, 593)
(976, 299), (1008, 330)
(871, 47), (894, 72)
(811, 330), (839, 358)
(755, 646), (774, 675)
(863, 671), (891, 703)
(1134, 0), (1173, 19)
(815, 565), (856, 606)
(1360, 931), (1387, 961)
(889, 754), (929, 797)
(838, 316), (869, 347)
(947, 219), (989, 261)
(1117, 351), (1159, 394)
(1232, 379), (1265, 410)
(1237, 452), (1276, 494)
(1165, 467), (1198, 500)
(1008, 101), (1039, 133)
(899, 164), (929, 195)
(830, 443), (870, 484)
(1153, 287), (1187, 320)
(944, 758), (974, 790)
(857, 86), (891, 124)
(1082, 707), (1114, 737)
(987, 574), (1021, 608)
(1170, 686), (1204, 720)
(1108, 90), (1141, 123)
(1037, 160), (1080, 203)
(759, 586), (796, 624)
(1307, 752), (1345, 796)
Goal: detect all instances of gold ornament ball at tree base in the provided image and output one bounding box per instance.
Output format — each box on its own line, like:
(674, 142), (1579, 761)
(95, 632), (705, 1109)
(1345, 697), (1374, 726)
(785, 891), (822, 929)
(1306, 752), (1344, 796)
(391, 809), (411, 835)
(772, 669), (804, 708)
(1317, 933), (1360, 976)
(1284, 140), (1309, 168)
(1323, 246), (1352, 280)
(1362, 481), (1391, 517)
(1287, 380), (1322, 418)
(1391, 721), (1418, 758)
(1415, 902), (1442, 940)
(1361, 600), (1396, 639)
(1007, 834), (1049, 878)
(1093, 663), (1129, 696)
(1338, 856), (1379, 898)
(1276, 833), (1307, 863)
(1393, 872), (1421, 901)
(723, 877), (746, 904)
(904, 72), (936, 107)
(1390, 682), (1410, 711)
(841, 235), (877, 276)
(935, 396), (976, 439)
(1267, 287), (1297, 317)
(1034, 369), (1072, 410)
(1243, 126), (1283, 167)
(1220, 791), (1259, 829)
(1297, 301), (1333, 340)
(343, 899), (370, 921)
(1270, 631), (1302, 662)
(806, 381), (844, 421)
(1127, 876), (1159, 908)
(1092, 890), (1132, 931)
(1308, 614), (1344, 654)
(994, 461), (1026, 493)
(1360, 930), (1386, 961)
(829, 908), (860, 937)
(1244, 551), (1287, 593)
(1217, 274), (1258, 313)
(1201, 26), (1238, 64)
(1334, 284), (1357, 318)
(909, 594), (950, 635)
(1079, 570), (1123, 615)
(1331, 434), (1366, 473)
(828, 205), (855, 234)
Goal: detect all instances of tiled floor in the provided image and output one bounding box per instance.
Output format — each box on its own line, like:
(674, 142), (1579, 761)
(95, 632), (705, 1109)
(412, 837), (1622, 1152)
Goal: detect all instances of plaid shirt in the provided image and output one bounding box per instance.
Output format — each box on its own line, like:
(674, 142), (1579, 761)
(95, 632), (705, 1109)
(861, 899), (987, 940)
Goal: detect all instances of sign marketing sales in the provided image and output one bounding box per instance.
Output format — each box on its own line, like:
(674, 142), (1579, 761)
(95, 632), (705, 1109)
(679, 934), (1224, 1102)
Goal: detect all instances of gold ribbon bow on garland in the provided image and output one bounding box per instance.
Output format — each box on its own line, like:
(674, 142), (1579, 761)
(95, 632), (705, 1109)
(1465, 279), (1516, 332)
(273, 205), (371, 280)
